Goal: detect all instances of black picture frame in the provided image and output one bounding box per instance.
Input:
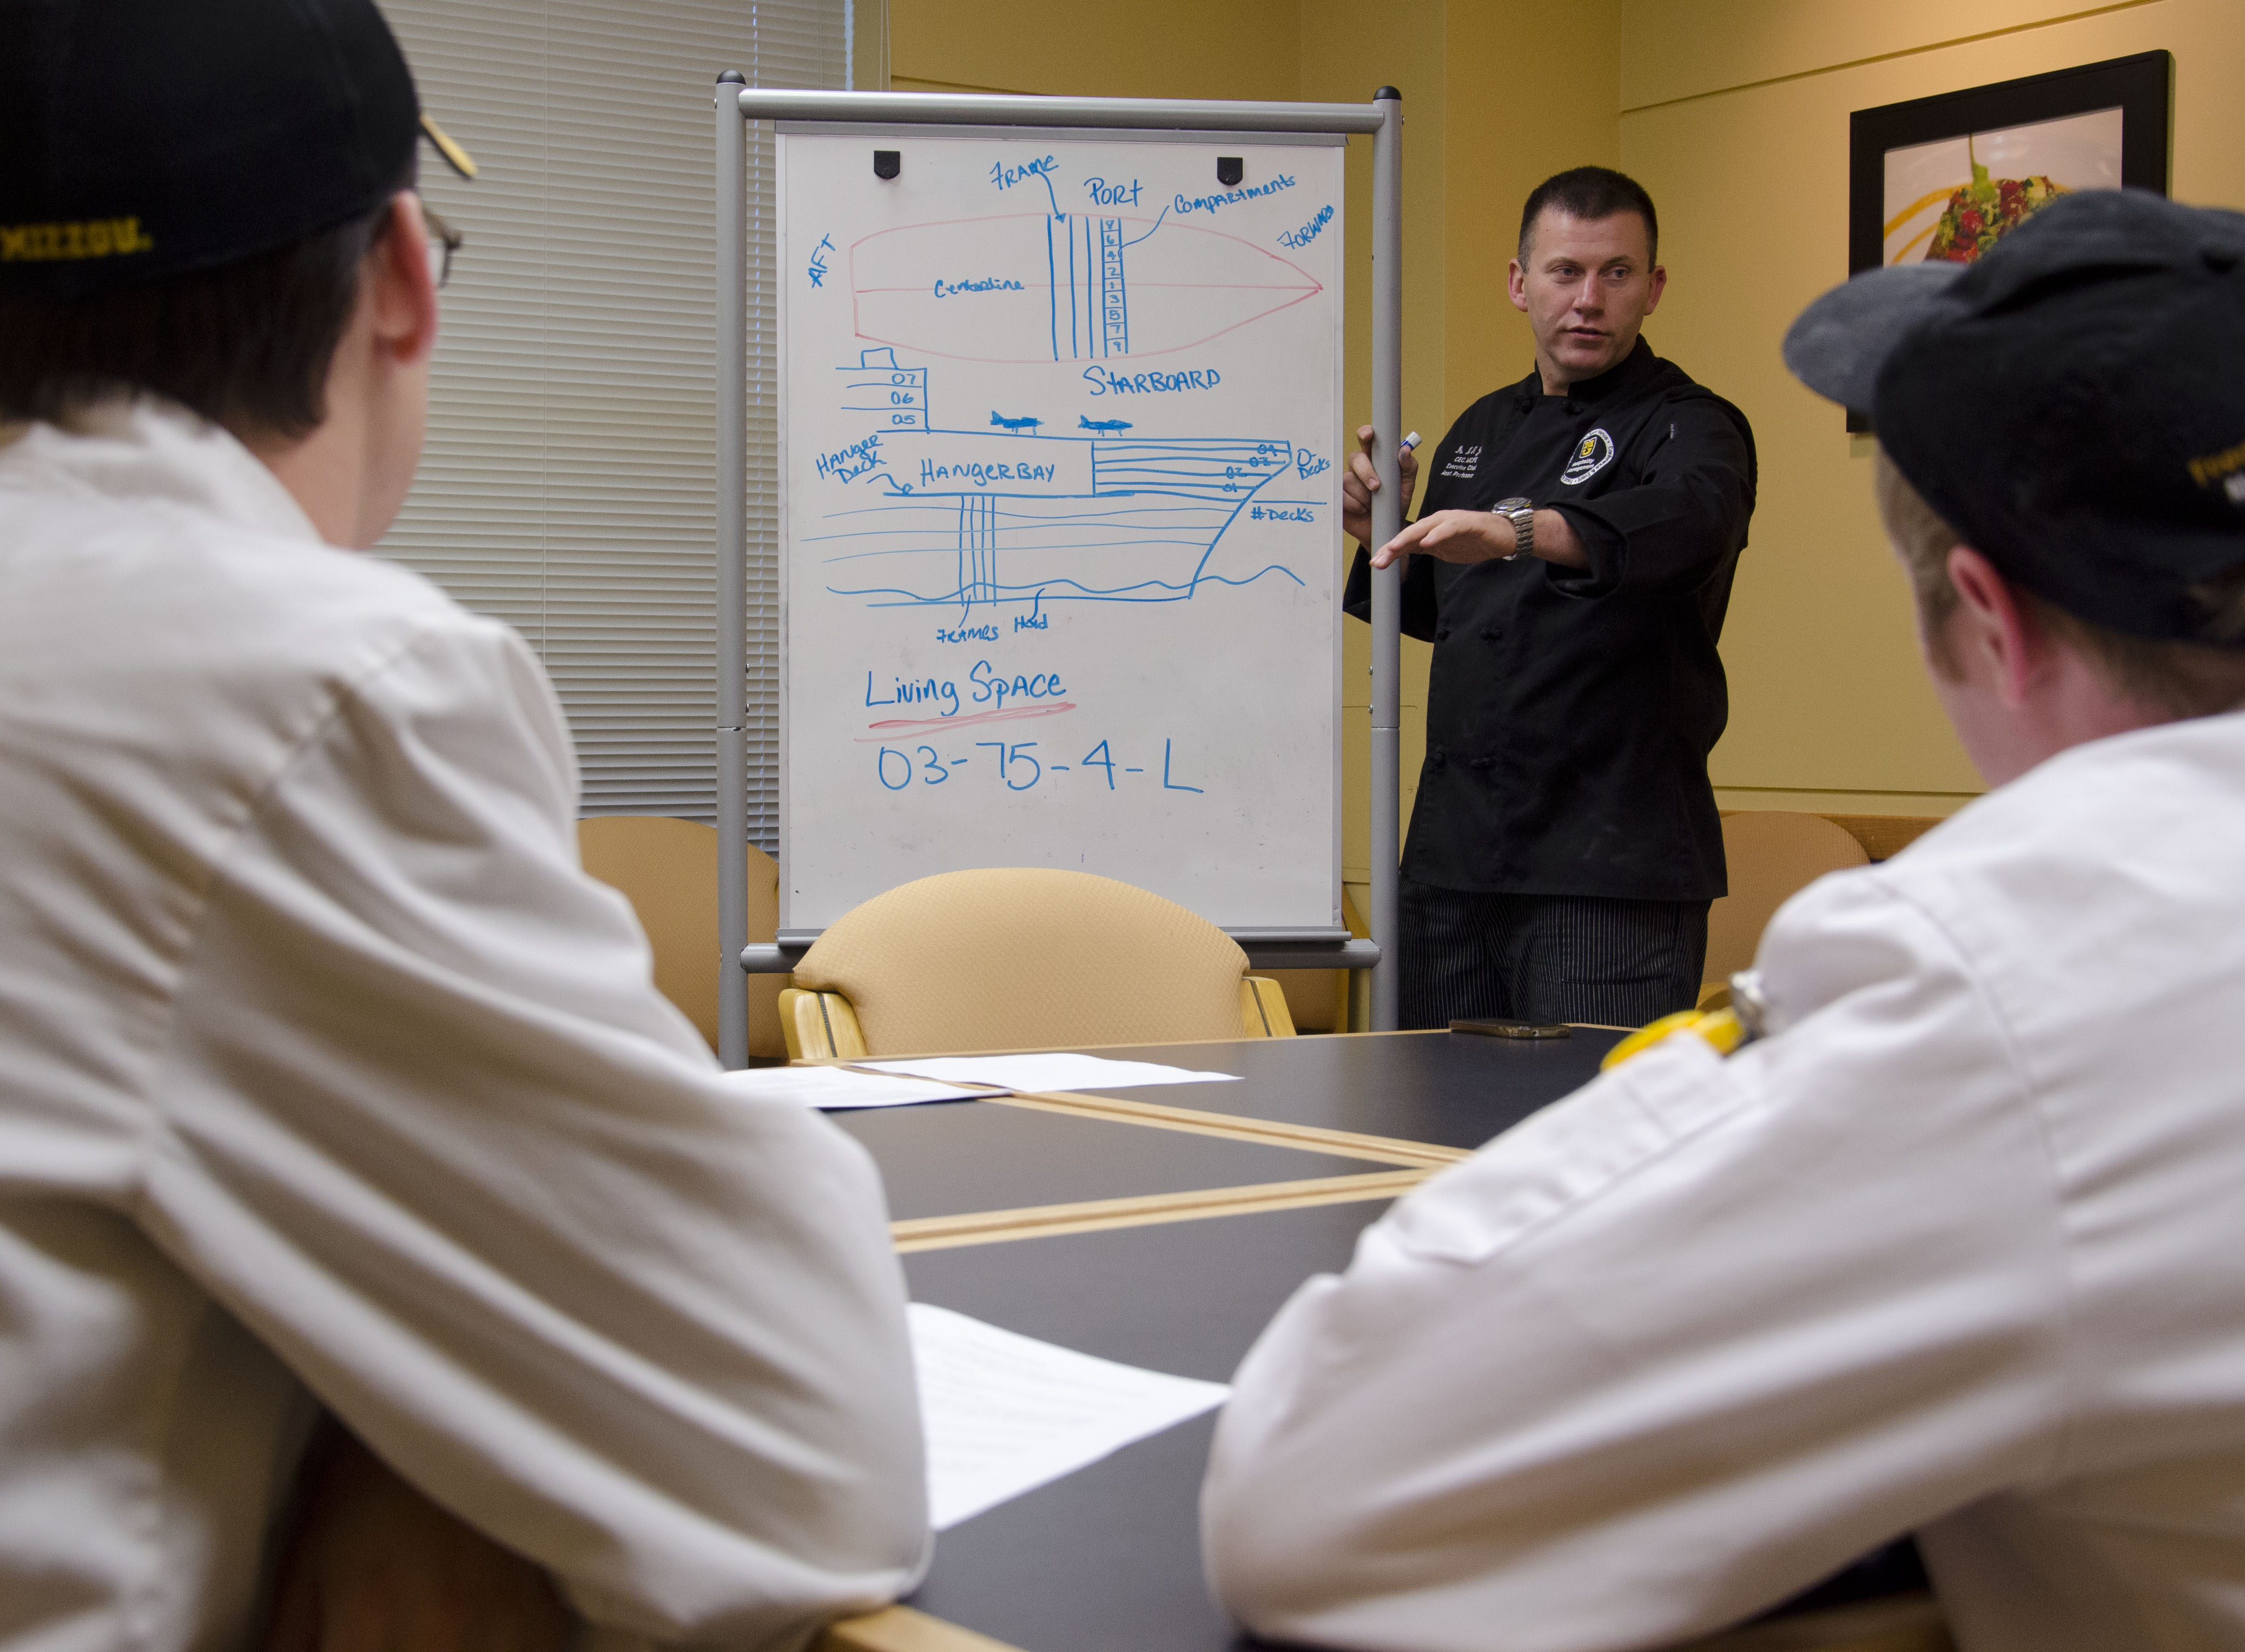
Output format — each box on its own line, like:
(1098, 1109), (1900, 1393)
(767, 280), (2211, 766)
(1843, 49), (2172, 430)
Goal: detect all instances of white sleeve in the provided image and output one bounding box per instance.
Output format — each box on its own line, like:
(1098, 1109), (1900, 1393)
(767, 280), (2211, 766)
(1202, 872), (2068, 1652)
(140, 617), (927, 1650)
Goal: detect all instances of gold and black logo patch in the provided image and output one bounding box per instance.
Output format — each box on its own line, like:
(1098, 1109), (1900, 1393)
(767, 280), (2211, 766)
(2188, 438), (2245, 506)
(0, 217), (155, 263)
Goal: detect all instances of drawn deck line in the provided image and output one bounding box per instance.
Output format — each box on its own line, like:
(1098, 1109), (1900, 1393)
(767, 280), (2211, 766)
(816, 334), (1317, 609)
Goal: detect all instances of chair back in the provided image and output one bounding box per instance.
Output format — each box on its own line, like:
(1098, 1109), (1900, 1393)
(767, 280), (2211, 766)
(790, 868), (1260, 1055)
(576, 816), (784, 1059)
(1705, 811), (1871, 986)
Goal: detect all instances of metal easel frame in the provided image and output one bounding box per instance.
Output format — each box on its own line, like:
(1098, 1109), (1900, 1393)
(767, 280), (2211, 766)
(714, 82), (1405, 1065)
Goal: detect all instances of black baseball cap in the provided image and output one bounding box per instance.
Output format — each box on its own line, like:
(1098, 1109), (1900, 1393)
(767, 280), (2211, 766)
(0, 0), (473, 301)
(1785, 189), (2245, 646)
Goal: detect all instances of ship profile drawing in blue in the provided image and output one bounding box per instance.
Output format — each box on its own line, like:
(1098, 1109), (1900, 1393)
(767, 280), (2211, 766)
(809, 348), (1325, 613)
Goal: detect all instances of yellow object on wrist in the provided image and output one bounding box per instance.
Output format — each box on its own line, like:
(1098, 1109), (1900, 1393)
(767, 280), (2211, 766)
(1599, 1007), (1749, 1072)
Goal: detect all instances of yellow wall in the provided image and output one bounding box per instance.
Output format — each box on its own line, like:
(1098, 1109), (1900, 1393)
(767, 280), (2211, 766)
(1619, 0), (2245, 816)
(886, 0), (2245, 856)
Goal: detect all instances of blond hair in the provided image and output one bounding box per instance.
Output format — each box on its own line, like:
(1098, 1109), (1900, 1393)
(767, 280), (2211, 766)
(1872, 449), (2245, 719)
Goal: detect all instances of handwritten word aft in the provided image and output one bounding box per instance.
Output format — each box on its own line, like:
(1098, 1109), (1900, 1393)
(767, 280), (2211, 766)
(1174, 174), (1297, 216)
(806, 233), (835, 288)
(1082, 365), (1220, 396)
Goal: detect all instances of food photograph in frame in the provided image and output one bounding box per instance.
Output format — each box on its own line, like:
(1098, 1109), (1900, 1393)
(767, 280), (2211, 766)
(1844, 50), (2171, 430)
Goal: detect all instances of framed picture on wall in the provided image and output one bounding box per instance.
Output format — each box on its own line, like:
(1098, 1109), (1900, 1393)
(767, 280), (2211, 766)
(1844, 50), (2171, 431)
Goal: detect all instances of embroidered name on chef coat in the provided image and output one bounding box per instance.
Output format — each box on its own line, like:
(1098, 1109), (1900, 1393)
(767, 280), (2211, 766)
(1561, 427), (1615, 486)
(1440, 444), (1482, 480)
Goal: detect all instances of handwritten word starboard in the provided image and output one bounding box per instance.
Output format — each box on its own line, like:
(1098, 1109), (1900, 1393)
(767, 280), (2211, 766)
(777, 128), (1345, 934)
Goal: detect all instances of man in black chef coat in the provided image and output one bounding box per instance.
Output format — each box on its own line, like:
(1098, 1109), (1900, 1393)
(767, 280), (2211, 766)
(1345, 166), (1757, 1029)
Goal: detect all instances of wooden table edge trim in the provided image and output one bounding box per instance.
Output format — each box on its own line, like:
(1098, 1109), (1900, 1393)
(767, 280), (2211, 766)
(988, 1089), (1471, 1168)
(814, 1579), (1947, 1652)
(890, 1168), (1430, 1252)
(1666, 1590), (1947, 1650)
(818, 1604), (1027, 1652)
(798, 1025), (1625, 1064)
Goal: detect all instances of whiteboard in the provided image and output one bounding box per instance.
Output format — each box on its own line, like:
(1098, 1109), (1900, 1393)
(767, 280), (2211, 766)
(777, 128), (1345, 935)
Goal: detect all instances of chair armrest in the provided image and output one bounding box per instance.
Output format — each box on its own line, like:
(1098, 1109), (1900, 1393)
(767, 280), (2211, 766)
(1240, 976), (1298, 1038)
(777, 987), (870, 1060)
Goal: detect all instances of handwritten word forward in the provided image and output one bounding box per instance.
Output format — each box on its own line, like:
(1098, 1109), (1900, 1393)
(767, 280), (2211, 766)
(1278, 205), (1333, 249)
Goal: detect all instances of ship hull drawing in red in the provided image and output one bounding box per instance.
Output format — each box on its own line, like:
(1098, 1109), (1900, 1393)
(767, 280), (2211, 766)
(852, 212), (1323, 364)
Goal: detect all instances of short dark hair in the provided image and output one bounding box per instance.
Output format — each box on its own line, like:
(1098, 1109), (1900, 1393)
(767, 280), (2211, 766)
(0, 192), (400, 441)
(1518, 167), (1659, 265)
(1874, 448), (2245, 717)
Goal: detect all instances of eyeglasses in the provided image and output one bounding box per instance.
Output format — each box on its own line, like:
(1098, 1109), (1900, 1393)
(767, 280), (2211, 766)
(423, 205), (465, 290)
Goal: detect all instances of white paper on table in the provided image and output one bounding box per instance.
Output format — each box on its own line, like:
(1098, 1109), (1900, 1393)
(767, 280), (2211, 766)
(861, 1053), (1243, 1093)
(714, 1065), (994, 1110)
(908, 1302), (1230, 1530)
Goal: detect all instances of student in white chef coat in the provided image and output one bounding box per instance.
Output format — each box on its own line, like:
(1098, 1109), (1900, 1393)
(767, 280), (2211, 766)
(0, 3), (924, 1648)
(1203, 188), (2245, 1652)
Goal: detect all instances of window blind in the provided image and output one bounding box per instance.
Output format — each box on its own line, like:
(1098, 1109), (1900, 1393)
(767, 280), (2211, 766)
(378, 0), (848, 849)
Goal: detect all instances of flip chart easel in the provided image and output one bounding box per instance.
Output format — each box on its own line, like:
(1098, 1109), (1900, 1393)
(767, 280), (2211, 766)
(714, 83), (1405, 1064)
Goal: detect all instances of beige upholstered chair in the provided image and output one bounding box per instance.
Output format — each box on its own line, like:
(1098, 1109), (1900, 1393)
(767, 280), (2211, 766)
(777, 867), (1296, 1059)
(576, 815), (786, 1060)
(1700, 811), (1872, 1007)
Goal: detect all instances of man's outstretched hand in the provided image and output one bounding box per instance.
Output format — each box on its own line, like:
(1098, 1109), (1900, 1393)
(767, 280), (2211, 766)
(265, 1422), (572, 1652)
(1341, 423), (1419, 549)
(1369, 507), (1589, 572)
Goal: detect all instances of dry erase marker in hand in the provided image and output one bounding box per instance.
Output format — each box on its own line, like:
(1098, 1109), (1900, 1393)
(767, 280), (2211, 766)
(1399, 431), (1421, 454)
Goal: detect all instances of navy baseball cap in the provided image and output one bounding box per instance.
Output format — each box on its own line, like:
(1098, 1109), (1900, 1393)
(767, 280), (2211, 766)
(0, 0), (473, 301)
(1785, 189), (2245, 646)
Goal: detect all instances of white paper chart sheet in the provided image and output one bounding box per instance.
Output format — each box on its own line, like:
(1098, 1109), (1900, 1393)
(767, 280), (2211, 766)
(713, 1066), (990, 1109)
(909, 1302), (1230, 1530)
(778, 130), (1346, 933)
(862, 1053), (1242, 1092)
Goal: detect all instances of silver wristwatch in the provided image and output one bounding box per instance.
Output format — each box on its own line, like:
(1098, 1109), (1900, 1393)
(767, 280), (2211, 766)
(1491, 497), (1535, 561)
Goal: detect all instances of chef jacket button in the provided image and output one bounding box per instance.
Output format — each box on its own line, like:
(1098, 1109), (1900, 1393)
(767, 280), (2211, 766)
(1566, 400), (1582, 414)
(1429, 749), (1447, 769)
(1469, 756), (1496, 771)
(1480, 627), (1501, 642)
(1434, 626), (1451, 642)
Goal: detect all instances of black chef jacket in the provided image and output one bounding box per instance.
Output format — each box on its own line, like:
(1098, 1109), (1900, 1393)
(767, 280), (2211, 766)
(1344, 338), (1757, 901)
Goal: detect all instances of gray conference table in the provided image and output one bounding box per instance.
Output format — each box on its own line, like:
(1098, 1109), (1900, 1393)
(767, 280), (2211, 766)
(813, 1027), (1932, 1652)
(1038, 1025), (1629, 1152)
